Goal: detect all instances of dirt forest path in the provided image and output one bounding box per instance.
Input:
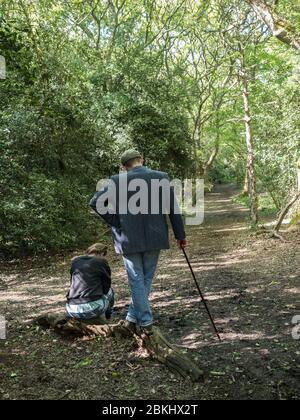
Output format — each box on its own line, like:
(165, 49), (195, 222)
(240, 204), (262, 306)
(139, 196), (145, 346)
(0, 185), (299, 400)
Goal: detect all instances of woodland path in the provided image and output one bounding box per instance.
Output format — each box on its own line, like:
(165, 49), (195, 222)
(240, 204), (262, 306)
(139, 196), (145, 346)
(0, 185), (299, 400)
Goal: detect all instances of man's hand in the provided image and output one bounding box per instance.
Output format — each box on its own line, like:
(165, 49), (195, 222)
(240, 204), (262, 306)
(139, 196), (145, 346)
(178, 239), (187, 249)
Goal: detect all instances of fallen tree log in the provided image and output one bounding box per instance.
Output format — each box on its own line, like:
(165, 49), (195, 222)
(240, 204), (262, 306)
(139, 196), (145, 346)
(34, 314), (204, 382)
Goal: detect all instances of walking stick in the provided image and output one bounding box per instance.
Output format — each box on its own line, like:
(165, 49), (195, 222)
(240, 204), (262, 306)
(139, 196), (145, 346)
(181, 246), (221, 342)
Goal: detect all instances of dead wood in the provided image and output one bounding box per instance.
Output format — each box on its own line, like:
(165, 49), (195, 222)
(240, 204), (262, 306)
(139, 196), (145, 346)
(34, 314), (204, 381)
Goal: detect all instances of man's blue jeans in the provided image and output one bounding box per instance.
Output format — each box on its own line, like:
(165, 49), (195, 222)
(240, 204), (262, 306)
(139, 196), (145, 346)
(123, 250), (160, 327)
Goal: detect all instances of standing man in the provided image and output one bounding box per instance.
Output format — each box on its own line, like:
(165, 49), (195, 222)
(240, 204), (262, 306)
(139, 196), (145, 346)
(90, 150), (187, 333)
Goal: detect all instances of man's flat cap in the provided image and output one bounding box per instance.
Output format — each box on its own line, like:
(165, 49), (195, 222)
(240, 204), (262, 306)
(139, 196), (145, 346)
(121, 149), (142, 165)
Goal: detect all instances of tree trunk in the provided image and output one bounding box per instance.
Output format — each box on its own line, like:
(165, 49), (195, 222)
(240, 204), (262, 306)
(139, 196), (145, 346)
(204, 145), (219, 178)
(243, 169), (249, 196)
(297, 157), (300, 191)
(272, 158), (300, 236)
(204, 114), (221, 179)
(34, 315), (204, 382)
(193, 122), (204, 177)
(273, 192), (300, 235)
(239, 51), (259, 226)
(247, 0), (300, 52)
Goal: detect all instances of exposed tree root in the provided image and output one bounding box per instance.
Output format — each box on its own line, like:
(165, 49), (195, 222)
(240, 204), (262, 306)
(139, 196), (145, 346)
(255, 228), (288, 243)
(34, 314), (204, 382)
(270, 231), (288, 243)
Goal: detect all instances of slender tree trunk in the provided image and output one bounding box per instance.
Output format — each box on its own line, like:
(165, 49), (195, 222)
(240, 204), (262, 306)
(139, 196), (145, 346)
(297, 157), (300, 191)
(243, 169), (249, 196)
(192, 115), (204, 177)
(239, 53), (259, 226)
(273, 192), (300, 235)
(272, 158), (300, 236)
(205, 143), (219, 176)
(247, 0), (300, 52)
(204, 114), (220, 179)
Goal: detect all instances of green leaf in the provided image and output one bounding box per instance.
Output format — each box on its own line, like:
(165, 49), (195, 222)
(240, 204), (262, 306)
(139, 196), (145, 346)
(111, 371), (120, 377)
(269, 281), (280, 286)
(78, 358), (93, 368)
(210, 371), (226, 377)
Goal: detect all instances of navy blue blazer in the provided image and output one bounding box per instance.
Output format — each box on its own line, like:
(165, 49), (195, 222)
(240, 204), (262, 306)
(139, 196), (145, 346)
(90, 166), (186, 255)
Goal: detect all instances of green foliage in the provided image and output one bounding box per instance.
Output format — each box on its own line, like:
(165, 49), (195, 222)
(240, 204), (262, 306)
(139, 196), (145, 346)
(209, 158), (240, 185)
(207, 15), (300, 212)
(0, 174), (99, 254)
(233, 193), (278, 218)
(120, 104), (192, 177)
(291, 208), (300, 225)
(233, 194), (251, 209)
(257, 194), (278, 218)
(1, 0), (300, 255)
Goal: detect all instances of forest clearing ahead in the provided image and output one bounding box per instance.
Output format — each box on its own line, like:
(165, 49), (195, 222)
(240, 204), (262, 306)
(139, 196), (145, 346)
(1, 185), (299, 401)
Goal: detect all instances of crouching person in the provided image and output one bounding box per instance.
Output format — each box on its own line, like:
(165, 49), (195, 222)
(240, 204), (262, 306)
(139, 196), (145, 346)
(66, 243), (114, 322)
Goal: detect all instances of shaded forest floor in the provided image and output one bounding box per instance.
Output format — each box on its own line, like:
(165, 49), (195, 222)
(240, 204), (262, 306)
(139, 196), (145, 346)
(0, 185), (299, 400)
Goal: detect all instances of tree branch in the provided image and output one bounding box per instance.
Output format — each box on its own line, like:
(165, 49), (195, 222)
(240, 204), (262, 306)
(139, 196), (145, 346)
(247, 0), (300, 51)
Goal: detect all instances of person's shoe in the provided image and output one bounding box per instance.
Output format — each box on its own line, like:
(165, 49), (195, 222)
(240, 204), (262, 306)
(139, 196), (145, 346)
(124, 320), (137, 334)
(140, 324), (153, 335)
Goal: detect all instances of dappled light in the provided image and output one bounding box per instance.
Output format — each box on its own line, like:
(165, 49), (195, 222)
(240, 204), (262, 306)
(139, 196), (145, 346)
(1, 185), (299, 401)
(1, 0), (300, 402)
